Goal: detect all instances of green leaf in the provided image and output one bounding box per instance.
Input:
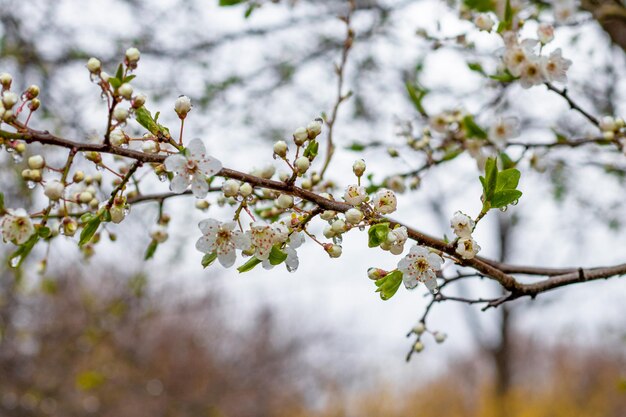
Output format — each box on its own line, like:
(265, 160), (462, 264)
(134, 106), (171, 139)
(484, 157), (498, 200)
(467, 62), (486, 76)
(463, 0), (495, 12)
(303, 140), (319, 159)
(491, 189), (522, 208)
(495, 168), (520, 192)
(499, 152), (516, 169)
(0, 192), (5, 215)
(8, 234), (39, 268)
(201, 251), (218, 268)
(37, 226), (51, 238)
(144, 240), (159, 260)
(268, 245), (288, 266)
(115, 63), (124, 80)
(374, 270), (403, 300)
(79, 217), (101, 246)
(441, 147), (464, 162)
(237, 257), (262, 273)
(123, 75), (136, 83)
(368, 223), (390, 248)
(219, 0), (246, 5)
(406, 81), (428, 117)
(462, 115), (488, 139)
(346, 142), (366, 151)
(108, 77), (122, 89)
(489, 71), (516, 83)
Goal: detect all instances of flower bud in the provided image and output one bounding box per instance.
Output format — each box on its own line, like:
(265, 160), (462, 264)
(331, 219), (346, 233)
(367, 267), (387, 280)
(100, 71), (110, 82)
(110, 129), (127, 147)
(27, 155), (45, 170)
(600, 116), (616, 132)
(320, 210), (336, 221)
(293, 127), (308, 146)
(195, 200), (210, 210)
(603, 131), (615, 141)
(118, 83), (133, 100)
(29, 169), (42, 182)
(86, 57), (102, 74)
(239, 182), (253, 197)
(44, 180), (65, 201)
(174, 95), (192, 119)
(84, 152), (102, 164)
(295, 157), (310, 174)
(222, 179), (240, 197)
(89, 198), (99, 209)
(434, 332), (447, 344)
(110, 205), (126, 224)
(78, 192), (93, 204)
(0, 72), (12, 89)
(273, 140), (288, 157)
(150, 226), (169, 243)
(62, 217), (78, 236)
(323, 225), (336, 238)
(301, 178), (312, 189)
(132, 93), (146, 108)
(412, 322), (426, 335)
(387, 147), (399, 158)
(73, 171), (85, 183)
(275, 194), (294, 209)
(306, 120), (323, 138)
(21, 169), (33, 180)
(352, 159), (366, 177)
(113, 107), (129, 123)
(413, 341), (424, 352)
(28, 98), (40, 111)
(325, 244), (342, 258)
(125, 47), (141, 64)
(345, 208), (363, 224)
(24, 85), (39, 100)
(2, 92), (18, 108)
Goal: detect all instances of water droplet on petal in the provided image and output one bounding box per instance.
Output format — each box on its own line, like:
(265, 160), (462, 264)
(158, 173), (167, 182)
(95, 165), (103, 172)
(499, 206), (508, 212)
(26, 181), (36, 189)
(511, 199), (519, 206)
(12, 153), (23, 163)
(121, 143), (129, 149)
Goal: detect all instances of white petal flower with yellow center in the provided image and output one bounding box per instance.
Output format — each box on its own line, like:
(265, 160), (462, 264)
(195, 219), (250, 268)
(372, 189), (397, 214)
(397, 245), (443, 293)
(248, 221), (282, 261)
(164, 139), (222, 198)
(450, 211), (474, 238)
(540, 48), (572, 84)
(1, 208), (35, 245)
(456, 237), (481, 260)
(344, 184), (367, 206)
(489, 117), (519, 145)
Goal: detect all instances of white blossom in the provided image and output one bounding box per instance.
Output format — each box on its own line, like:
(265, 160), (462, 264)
(540, 48), (572, 84)
(474, 13), (494, 31)
(344, 184), (368, 206)
(489, 116), (520, 145)
(262, 230), (304, 272)
(537, 23), (554, 44)
(164, 139), (222, 198)
(503, 39), (538, 77)
(195, 219), (250, 267)
(247, 221), (285, 261)
(1, 209), (35, 245)
(397, 245), (443, 293)
(554, 0), (577, 23)
(519, 57), (545, 88)
(381, 226), (408, 255)
(456, 237), (481, 260)
(372, 189), (397, 214)
(450, 211), (474, 238)
(150, 225), (169, 243)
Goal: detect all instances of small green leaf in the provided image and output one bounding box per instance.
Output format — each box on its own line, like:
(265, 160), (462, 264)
(79, 217), (101, 246)
(467, 62), (486, 76)
(268, 245), (288, 266)
(123, 75), (136, 83)
(441, 148), (464, 162)
(489, 71), (516, 83)
(108, 77), (122, 89)
(8, 234), (39, 268)
(491, 189), (522, 208)
(115, 63), (124, 80)
(0, 192), (5, 214)
(368, 223), (390, 248)
(303, 140), (319, 159)
(499, 152), (516, 169)
(37, 226), (51, 238)
(462, 115), (488, 139)
(237, 257), (262, 273)
(219, 0), (246, 5)
(202, 251), (218, 268)
(406, 81), (428, 117)
(144, 240), (159, 260)
(463, 0), (495, 12)
(134, 106), (171, 139)
(374, 270), (403, 300)
(346, 142), (366, 151)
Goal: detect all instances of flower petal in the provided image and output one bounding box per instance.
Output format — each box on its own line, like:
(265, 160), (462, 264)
(191, 174), (209, 198)
(170, 174), (190, 194)
(195, 235), (215, 253)
(164, 154), (187, 173)
(199, 218), (220, 235)
(197, 156), (222, 177)
(186, 138), (206, 157)
(217, 246), (236, 268)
